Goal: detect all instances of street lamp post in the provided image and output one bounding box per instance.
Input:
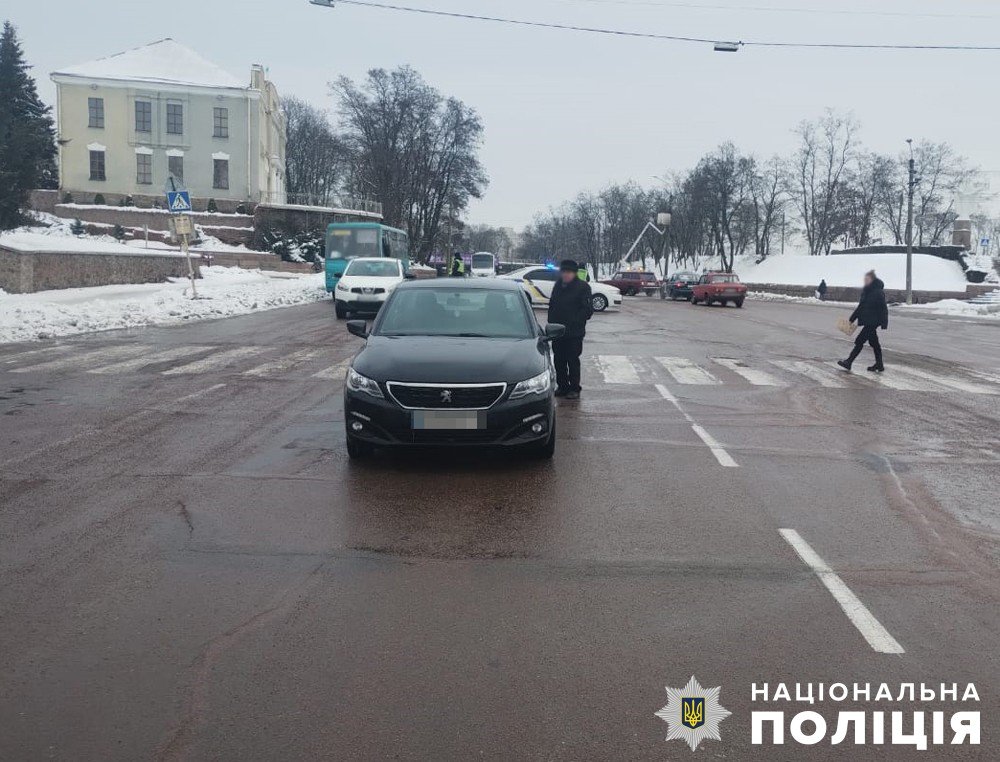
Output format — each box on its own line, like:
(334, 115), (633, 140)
(622, 213), (671, 268)
(905, 138), (916, 305)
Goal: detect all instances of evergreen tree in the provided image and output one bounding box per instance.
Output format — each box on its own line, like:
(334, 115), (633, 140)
(0, 21), (57, 230)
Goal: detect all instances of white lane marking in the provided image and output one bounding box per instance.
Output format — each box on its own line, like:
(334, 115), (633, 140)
(656, 357), (720, 385)
(779, 528), (904, 655)
(162, 347), (263, 376)
(892, 366), (999, 395)
(655, 383), (738, 468)
(771, 360), (848, 388)
(175, 383), (227, 403)
(2, 346), (70, 365)
(312, 359), (352, 380)
(11, 345), (149, 374)
(87, 346), (211, 374)
(828, 363), (931, 391)
(714, 358), (785, 386)
(243, 348), (325, 378)
(595, 355), (641, 385)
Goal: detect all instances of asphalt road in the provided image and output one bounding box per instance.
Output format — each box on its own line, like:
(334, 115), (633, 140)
(1, 294), (998, 760)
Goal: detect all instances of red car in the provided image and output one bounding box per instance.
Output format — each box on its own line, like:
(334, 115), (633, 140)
(690, 272), (747, 308)
(601, 270), (660, 296)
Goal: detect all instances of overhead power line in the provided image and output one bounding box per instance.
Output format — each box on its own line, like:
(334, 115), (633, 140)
(317, 0), (1000, 51)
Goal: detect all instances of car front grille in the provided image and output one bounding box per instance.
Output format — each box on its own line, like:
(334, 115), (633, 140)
(350, 287), (386, 294)
(387, 383), (506, 410)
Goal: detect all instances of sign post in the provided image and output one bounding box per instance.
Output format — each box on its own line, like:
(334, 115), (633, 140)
(165, 179), (198, 298)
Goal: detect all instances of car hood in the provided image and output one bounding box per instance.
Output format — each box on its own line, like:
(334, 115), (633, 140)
(354, 335), (546, 383)
(339, 276), (401, 290)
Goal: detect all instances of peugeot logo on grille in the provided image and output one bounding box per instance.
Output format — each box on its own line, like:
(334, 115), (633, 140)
(440, 390), (453, 404)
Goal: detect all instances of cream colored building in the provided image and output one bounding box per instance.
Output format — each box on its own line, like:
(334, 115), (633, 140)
(51, 39), (286, 204)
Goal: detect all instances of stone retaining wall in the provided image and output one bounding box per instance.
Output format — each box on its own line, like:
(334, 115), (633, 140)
(32, 189), (254, 215)
(202, 251), (314, 274)
(745, 282), (995, 304)
(0, 244), (198, 294)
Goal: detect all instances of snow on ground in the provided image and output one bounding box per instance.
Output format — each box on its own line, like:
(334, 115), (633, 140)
(739, 253), (968, 291)
(0, 267), (327, 344)
(896, 299), (1000, 320)
(0, 230), (186, 258)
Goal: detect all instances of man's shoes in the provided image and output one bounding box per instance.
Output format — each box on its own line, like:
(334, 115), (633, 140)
(565, 390), (580, 400)
(837, 360), (852, 372)
(554, 387), (570, 398)
(866, 364), (885, 373)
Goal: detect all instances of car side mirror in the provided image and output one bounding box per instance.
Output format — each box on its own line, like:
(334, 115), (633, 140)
(543, 323), (566, 341)
(346, 320), (369, 339)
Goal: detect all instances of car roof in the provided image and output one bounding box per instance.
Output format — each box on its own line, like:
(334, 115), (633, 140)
(396, 278), (524, 292)
(346, 257), (400, 263)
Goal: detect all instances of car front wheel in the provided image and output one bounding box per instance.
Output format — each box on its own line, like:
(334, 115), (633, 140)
(736, 298), (745, 308)
(591, 294), (609, 312)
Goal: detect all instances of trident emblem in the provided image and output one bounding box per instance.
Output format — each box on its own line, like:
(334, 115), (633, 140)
(683, 698), (705, 729)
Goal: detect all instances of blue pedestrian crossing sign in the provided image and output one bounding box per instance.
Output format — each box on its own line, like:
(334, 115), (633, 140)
(167, 190), (192, 214)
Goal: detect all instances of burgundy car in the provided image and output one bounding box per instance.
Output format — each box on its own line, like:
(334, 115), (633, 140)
(601, 270), (660, 296)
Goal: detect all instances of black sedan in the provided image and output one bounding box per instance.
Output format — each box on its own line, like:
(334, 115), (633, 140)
(343, 279), (563, 459)
(663, 271), (700, 301)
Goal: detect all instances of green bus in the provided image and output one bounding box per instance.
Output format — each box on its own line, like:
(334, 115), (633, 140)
(324, 222), (410, 293)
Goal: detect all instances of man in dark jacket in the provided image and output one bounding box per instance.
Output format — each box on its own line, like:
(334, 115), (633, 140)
(838, 270), (889, 373)
(547, 259), (593, 399)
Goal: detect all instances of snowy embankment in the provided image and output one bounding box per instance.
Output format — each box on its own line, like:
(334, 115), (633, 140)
(740, 253), (969, 292)
(0, 267), (328, 344)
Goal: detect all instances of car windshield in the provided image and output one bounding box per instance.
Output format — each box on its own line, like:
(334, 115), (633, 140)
(344, 260), (399, 277)
(714, 274), (740, 283)
(376, 288), (534, 338)
(472, 254), (494, 268)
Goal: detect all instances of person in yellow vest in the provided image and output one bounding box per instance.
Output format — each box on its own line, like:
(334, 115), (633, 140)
(451, 252), (466, 277)
(577, 263), (590, 282)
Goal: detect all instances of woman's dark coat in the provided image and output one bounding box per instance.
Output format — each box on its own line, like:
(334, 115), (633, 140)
(850, 277), (889, 329)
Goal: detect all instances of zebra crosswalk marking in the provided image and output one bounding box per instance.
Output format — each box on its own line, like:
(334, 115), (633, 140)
(88, 346), (211, 374)
(244, 348), (325, 378)
(892, 366), (999, 395)
(713, 358), (785, 386)
(595, 355), (641, 385)
(312, 359), (352, 380)
(11, 345), (150, 374)
(2, 346), (70, 365)
(831, 364), (935, 392)
(771, 360), (848, 388)
(655, 357), (720, 385)
(162, 347), (263, 376)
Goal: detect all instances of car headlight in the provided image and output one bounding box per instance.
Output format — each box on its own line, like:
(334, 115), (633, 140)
(346, 368), (384, 399)
(509, 369), (553, 400)
(336, 282), (348, 292)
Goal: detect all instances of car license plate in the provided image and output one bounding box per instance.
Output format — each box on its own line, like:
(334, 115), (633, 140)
(724, 289), (738, 295)
(412, 410), (485, 430)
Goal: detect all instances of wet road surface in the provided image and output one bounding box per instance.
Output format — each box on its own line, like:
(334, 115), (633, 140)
(1, 295), (998, 760)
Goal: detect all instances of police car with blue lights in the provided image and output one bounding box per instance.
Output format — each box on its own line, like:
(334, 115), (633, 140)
(499, 265), (622, 313)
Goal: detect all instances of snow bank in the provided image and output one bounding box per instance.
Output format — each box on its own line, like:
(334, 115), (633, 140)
(740, 253), (968, 291)
(0, 231), (185, 257)
(0, 267), (327, 344)
(897, 299), (1000, 320)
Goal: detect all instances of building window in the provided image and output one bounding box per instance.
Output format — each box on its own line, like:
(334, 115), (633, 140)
(166, 103), (183, 135)
(213, 158), (229, 190)
(136, 153), (152, 185)
(89, 150), (106, 181)
(213, 107), (229, 138)
(88, 97), (104, 128)
(168, 155), (184, 183)
(135, 101), (152, 133)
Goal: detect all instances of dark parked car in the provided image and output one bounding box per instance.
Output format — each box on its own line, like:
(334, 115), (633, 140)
(343, 279), (563, 459)
(601, 270), (660, 296)
(663, 271), (699, 300)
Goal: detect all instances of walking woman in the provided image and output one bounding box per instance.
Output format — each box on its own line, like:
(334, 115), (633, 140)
(838, 270), (889, 373)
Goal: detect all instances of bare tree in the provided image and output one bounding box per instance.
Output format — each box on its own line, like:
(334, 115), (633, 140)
(748, 155), (785, 261)
(788, 111), (858, 255)
(333, 66), (488, 261)
(281, 96), (348, 205)
(842, 151), (895, 248)
(911, 141), (976, 246)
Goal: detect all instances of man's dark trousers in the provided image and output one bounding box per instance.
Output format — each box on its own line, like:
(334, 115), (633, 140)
(553, 336), (584, 392)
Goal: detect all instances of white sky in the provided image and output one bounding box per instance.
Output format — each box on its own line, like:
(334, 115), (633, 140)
(7, 0), (1000, 227)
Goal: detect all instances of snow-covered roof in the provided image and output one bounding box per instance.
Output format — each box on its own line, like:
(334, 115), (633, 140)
(53, 39), (247, 90)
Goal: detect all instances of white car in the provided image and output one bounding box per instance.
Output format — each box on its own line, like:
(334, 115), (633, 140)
(470, 251), (497, 278)
(499, 266), (622, 312)
(334, 257), (408, 319)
